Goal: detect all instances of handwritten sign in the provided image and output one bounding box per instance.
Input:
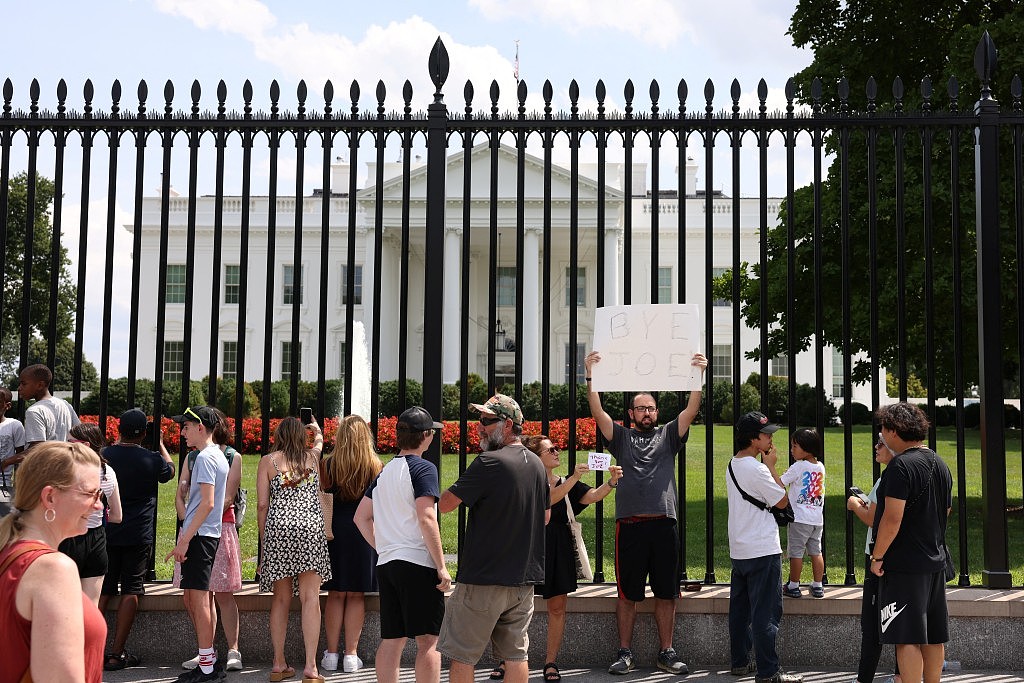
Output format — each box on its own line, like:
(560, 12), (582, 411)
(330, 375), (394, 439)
(591, 304), (702, 392)
(588, 452), (611, 471)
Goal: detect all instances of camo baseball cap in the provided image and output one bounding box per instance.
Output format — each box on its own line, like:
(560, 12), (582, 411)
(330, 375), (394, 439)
(469, 393), (524, 426)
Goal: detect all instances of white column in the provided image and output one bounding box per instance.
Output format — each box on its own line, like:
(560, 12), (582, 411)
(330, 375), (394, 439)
(377, 236), (399, 380)
(604, 227), (621, 306)
(442, 225), (462, 383)
(359, 225), (376, 354)
(522, 227), (541, 382)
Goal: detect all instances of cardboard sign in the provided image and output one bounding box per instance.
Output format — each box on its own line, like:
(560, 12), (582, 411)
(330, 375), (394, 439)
(591, 304), (702, 392)
(588, 451), (611, 471)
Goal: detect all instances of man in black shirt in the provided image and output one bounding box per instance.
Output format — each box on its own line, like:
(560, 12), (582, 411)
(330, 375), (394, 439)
(870, 402), (952, 683)
(99, 409), (176, 670)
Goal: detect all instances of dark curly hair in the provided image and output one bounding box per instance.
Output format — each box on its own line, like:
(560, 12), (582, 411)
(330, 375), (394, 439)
(876, 402), (929, 442)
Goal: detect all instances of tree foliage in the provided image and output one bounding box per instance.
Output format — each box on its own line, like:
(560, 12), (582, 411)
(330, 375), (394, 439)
(723, 1), (1024, 398)
(0, 171), (78, 383)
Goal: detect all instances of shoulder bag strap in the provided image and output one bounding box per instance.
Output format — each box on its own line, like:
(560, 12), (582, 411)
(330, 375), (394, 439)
(559, 477), (578, 524)
(728, 462), (770, 511)
(0, 540), (54, 577)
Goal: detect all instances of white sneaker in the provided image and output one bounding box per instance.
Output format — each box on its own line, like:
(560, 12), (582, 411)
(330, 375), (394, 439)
(226, 649), (243, 671)
(342, 654), (363, 673)
(321, 651), (339, 672)
(182, 654), (200, 670)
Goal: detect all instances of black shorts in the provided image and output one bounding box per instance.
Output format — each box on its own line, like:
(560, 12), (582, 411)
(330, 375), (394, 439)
(179, 535), (220, 591)
(102, 544), (151, 596)
(377, 560), (445, 639)
(58, 525), (108, 578)
(878, 570), (949, 645)
(614, 516), (679, 602)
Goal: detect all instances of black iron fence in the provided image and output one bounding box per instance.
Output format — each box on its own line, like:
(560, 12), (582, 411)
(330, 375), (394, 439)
(0, 33), (1020, 586)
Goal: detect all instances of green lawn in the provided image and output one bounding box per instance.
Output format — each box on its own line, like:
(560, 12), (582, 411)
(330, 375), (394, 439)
(153, 425), (1024, 586)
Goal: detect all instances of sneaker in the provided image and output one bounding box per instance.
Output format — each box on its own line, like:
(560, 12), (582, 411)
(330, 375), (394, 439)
(731, 661), (756, 675)
(810, 585), (825, 598)
(225, 649), (242, 671)
(182, 655), (200, 671)
(657, 648), (689, 675)
(782, 585), (803, 598)
(321, 651), (339, 672)
(342, 654), (363, 673)
(178, 662), (226, 683)
(755, 671), (803, 683)
(608, 648), (635, 675)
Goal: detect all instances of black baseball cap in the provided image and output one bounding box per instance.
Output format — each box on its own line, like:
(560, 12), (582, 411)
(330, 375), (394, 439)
(736, 411), (781, 435)
(397, 406), (443, 431)
(119, 408), (148, 437)
(171, 405), (219, 429)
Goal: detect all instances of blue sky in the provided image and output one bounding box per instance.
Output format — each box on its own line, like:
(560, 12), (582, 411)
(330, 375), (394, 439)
(1, 0), (812, 380)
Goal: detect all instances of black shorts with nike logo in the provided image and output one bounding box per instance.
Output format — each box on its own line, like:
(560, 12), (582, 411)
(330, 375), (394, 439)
(877, 569), (949, 645)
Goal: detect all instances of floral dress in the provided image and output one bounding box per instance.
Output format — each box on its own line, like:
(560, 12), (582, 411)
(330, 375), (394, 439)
(259, 454), (332, 594)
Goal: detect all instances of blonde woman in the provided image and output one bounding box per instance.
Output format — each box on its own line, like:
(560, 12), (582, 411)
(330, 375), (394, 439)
(258, 416), (332, 683)
(0, 441), (107, 682)
(319, 415), (383, 673)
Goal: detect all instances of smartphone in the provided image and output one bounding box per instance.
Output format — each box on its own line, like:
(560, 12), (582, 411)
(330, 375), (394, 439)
(300, 407), (313, 425)
(849, 485), (870, 504)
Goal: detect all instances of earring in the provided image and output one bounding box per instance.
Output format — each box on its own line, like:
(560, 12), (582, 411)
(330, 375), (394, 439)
(44, 508), (56, 523)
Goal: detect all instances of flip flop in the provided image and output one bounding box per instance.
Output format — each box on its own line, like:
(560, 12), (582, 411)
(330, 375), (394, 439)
(301, 676), (325, 683)
(543, 662), (562, 681)
(269, 667), (295, 682)
(489, 661), (506, 680)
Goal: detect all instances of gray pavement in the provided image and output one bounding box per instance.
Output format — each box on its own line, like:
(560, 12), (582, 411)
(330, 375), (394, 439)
(100, 664), (1024, 683)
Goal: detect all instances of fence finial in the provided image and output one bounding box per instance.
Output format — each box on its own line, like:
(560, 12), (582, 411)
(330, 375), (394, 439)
(975, 31), (998, 100)
(429, 37), (449, 104)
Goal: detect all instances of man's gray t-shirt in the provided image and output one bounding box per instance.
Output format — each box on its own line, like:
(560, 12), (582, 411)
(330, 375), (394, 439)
(184, 444), (229, 538)
(609, 419), (682, 519)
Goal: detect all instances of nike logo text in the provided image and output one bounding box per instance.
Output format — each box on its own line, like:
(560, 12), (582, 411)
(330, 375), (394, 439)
(879, 601), (906, 633)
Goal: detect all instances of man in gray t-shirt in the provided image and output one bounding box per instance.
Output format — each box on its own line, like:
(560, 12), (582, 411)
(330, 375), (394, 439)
(585, 350), (707, 677)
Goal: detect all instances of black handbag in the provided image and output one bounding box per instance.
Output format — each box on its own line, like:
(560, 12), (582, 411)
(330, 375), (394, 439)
(728, 462), (795, 527)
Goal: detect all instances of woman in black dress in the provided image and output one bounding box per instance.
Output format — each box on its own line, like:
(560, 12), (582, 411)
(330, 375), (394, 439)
(519, 434), (622, 682)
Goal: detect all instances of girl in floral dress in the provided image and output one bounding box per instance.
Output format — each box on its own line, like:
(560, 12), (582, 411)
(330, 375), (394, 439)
(257, 416), (331, 683)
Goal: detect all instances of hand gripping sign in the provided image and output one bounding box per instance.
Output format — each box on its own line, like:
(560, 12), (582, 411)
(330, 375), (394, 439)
(591, 303), (702, 392)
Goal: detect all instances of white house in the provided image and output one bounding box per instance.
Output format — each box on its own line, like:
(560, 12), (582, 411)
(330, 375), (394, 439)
(126, 143), (874, 409)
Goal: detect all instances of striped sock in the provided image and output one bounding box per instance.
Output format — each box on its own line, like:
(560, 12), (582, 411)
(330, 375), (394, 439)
(199, 647), (216, 674)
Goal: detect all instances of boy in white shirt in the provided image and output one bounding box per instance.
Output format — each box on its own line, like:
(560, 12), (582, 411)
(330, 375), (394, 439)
(0, 387), (26, 483)
(780, 428), (827, 598)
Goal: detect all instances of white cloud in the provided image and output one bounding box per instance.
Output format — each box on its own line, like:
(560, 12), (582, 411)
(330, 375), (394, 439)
(469, 0), (690, 48)
(154, 0), (277, 43)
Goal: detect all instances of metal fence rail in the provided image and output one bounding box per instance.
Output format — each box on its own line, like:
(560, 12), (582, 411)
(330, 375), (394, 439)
(0, 33), (1019, 586)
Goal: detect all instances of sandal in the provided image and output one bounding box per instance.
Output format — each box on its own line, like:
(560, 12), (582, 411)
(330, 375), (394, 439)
(269, 666), (296, 682)
(543, 662), (562, 681)
(103, 651), (141, 671)
(489, 661), (505, 680)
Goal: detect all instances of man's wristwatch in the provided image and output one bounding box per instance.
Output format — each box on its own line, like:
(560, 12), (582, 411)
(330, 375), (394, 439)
(870, 555), (883, 562)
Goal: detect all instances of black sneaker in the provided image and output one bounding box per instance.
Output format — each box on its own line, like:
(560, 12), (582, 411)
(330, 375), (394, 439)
(178, 662), (226, 683)
(755, 671), (803, 683)
(657, 647), (689, 674)
(608, 648), (635, 675)
(730, 661), (756, 675)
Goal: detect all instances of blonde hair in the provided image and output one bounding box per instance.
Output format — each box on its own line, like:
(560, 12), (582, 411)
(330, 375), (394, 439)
(323, 415), (382, 502)
(0, 442), (101, 548)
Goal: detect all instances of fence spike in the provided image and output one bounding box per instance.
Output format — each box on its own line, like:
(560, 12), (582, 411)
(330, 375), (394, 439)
(947, 75), (959, 112)
(429, 36), (449, 102)
(29, 78), (40, 117)
(163, 80), (174, 118)
(1011, 74), (1022, 112)
(838, 77), (849, 112)
(191, 80), (201, 118)
(84, 78), (95, 118)
(543, 80), (553, 119)
(463, 80), (474, 118)
(624, 79), (634, 118)
(704, 78), (714, 116)
(974, 31), (997, 99)
(892, 76), (904, 113)
(270, 80), (281, 118)
(136, 80), (147, 118)
(2, 79), (11, 117)
(402, 79), (412, 118)
(678, 78), (688, 118)
(921, 77), (932, 113)
(111, 79), (121, 118)
(58, 79), (68, 117)
(349, 80), (359, 119)
(650, 79), (660, 118)
(757, 78), (768, 117)
(297, 80), (308, 119)
(489, 80), (499, 118)
(243, 79), (253, 118)
(217, 80), (227, 118)
(569, 79), (579, 118)
(376, 80), (386, 118)
(731, 78), (741, 116)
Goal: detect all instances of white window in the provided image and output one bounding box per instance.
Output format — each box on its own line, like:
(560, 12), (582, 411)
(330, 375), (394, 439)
(565, 267), (586, 307)
(224, 265), (241, 304)
(565, 343), (586, 385)
(163, 341), (184, 382)
(712, 267), (730, 307)
(341, 264), (362, 305)
(771, 354), (789, 378)
(282, 341), (302, 381)
(283, 265), (303, 305)
(712, 344), (732, 383)
(166, 265), (186, 304)
(497, 266), (517, 307)
(222, 341), (238, 382)
(832, 347), (845, 398)
(657, 266), (673, 304)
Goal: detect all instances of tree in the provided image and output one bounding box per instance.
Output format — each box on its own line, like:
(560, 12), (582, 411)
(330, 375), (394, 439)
(722, 1), (1024, 398)
(0, 172), (78, 382)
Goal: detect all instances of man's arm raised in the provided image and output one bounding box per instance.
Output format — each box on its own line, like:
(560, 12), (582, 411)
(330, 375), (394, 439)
(584, 351), (615, 442)
(677, 352), (708, 439)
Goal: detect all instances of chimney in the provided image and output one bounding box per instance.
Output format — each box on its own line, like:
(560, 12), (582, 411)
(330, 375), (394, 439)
(332, 157), (351, 194)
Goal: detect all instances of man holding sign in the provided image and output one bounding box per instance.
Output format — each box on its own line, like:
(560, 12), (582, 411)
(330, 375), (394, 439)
(584, 349), (707, 676)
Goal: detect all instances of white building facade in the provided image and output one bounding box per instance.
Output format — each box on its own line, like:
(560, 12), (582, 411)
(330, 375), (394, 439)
(127, 144), (874, 408)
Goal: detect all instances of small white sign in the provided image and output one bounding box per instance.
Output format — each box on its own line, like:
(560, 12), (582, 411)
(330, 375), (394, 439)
(591, 303), (702, 392)
(588, 451), (611, 471)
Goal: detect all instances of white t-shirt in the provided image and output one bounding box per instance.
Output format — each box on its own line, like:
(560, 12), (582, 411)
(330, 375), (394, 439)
(780, 459), (826, 526)
(726, 455), (785, 560)
(365, 454), (441, 569)
(24, 396), (80, 443)
(0, 418), (26, 479)
(87, 464), (119, 529)
(864, 477), (882, 555)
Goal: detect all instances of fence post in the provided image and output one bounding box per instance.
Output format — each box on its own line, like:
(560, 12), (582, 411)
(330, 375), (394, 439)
(973, 31), (1011, 588)
(422, 38), (449, 468)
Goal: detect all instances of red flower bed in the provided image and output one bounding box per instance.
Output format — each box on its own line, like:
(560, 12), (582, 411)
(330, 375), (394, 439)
(80, 415), (599, 454)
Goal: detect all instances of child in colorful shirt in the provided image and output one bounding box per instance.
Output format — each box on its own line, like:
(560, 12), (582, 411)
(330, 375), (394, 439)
(781, 428), (826, 598)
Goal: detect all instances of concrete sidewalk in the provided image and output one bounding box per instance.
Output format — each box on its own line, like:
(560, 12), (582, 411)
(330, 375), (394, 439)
(100, 664), (1024, 682)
